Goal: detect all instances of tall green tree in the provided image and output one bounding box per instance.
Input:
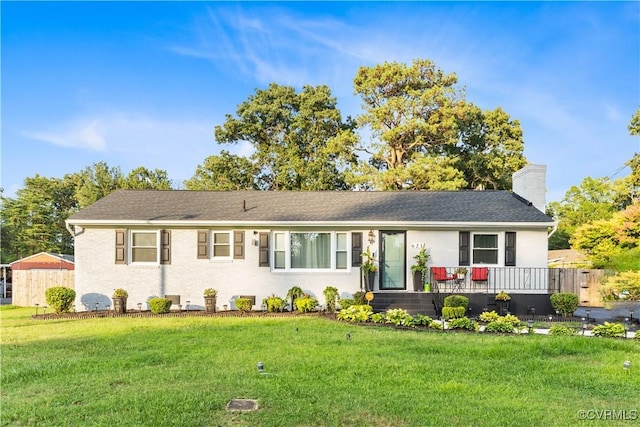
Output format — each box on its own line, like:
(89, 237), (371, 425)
(452, 105), (527, 190)
(214, 83), (358, 190)
(547, 177), (618, 249)
(122, 167), (173, 190)
(185, 151), (258, 190)
(72, 162), (124, 208)
(352, 59), (464, 190)
(1, 175), (77, 261)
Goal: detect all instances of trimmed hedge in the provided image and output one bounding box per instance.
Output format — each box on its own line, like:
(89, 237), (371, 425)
(149, 298), (172, 314)
(45, 286), (76, 314)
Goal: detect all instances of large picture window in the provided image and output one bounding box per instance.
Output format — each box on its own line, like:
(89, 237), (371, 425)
(272, 232), (349, 270)
(472, 234), (498, 264)
(131, 231), (158, 263)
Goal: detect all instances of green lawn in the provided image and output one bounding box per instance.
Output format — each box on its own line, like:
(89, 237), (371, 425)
(1, 306), (638, 427)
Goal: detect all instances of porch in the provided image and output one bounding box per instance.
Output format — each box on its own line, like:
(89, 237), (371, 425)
(369, 267), (605, 317)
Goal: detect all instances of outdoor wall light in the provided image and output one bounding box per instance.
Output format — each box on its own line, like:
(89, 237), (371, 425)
(95, 302), (99, 312)
(630, 310), (635, 322)
(624, 318), (630, 338)
(223, 304), (228, 311)
(585, 309), (591, 323)
(368, 230), (375, 244)
(582, 319), (587, 335)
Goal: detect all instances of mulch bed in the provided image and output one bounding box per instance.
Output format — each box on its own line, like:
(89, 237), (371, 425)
(30, 310), (337, 321)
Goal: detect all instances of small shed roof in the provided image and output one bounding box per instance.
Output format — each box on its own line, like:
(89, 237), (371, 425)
(10, 252), (75, 270)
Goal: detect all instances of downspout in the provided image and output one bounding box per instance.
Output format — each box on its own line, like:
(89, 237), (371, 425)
(547, 223), (558, 240)
(65, 221), (78, 237)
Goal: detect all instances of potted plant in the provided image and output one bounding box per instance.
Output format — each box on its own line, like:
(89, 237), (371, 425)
(410, 247), (430, 292)
(204, 288), (217, 313)
(455, 267), (468, 280)
(495, 290), (511, 315)
(112, 288), (128, 314)
(360, 247), (377, 292)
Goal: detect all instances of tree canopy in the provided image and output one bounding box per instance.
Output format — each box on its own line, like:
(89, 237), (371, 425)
(213, 83), (358, 190)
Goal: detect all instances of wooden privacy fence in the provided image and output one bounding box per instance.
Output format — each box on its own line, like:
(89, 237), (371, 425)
(12, 270), (75, 307)
(553, 268), (606, 307)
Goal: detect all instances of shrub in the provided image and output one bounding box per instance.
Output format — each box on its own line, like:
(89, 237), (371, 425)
(592, 322), (626, 338)
(235, 297), (253, 313)
(479, 310), (500, 323)
(323, 286), (339, 313)
(337, 305), (372, 322)
(45, 286), (76, 314)
(371, 312), (385, 323)
(444, 294), (469, 309)
(112, 288), (128, 298)
(442, 306), (466, 320)
(484, 320), (515, 333)
(149, 298), (172, 314)
(448, 317), (479, 332)
(264, 294), (286, 312)
(295, 295), (319, 313)
(353, 291), (367, 305)
(550, 293), (579, 317)
(599, 271), (640, 301)
(501, 313), (521, 327)
(414, 314), (433, 326)
(338, 298), (355, 310)
(385, 308), (414, 327)
(286, 286), (304, 309)
(429, 321), (443, 330)
(549, 325), (578, 336)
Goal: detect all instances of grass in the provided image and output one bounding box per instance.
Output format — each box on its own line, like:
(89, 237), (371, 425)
(1, 306), (639, 427)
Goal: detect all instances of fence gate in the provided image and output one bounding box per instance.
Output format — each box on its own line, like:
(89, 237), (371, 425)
(552, 269), (605, 307)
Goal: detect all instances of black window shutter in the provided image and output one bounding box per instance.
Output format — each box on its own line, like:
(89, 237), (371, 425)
(459, 231), (470, 266)
(115, 230), (127, 264)
(160, 230), (171, 264)
(197, 230), (209, 259)
(233, 231), (245, 260)
(258, 232), (270, 267)
(505, 232), (516, 266)
(351, 232), (363, 267)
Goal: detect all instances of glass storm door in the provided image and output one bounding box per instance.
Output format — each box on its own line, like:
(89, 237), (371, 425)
(380, 231), (406, 290)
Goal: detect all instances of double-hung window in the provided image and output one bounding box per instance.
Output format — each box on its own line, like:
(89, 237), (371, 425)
(272, 231), (349, 270)
(131, 231), (158, 263)
(472, 234), (498, 264)
(212, 231), (232, 259)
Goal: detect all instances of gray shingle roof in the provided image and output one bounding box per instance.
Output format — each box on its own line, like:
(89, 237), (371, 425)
(68, 190), (554, 225)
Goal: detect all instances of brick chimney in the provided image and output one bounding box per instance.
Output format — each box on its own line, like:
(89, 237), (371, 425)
(512, 164), (547, 213)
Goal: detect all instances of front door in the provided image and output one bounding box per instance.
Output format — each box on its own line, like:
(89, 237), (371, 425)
(380, 231), (406, 290)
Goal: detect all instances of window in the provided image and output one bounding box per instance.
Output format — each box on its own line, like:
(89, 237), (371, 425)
(212, 231), (231, 258)
(336, 233), (347, 269)
(291, 232), (331, 269)
(131, 231), (158, 263)
(271, 231), (350, 270)
(274, 232), (286, 269)
(472, 234), (498, 264)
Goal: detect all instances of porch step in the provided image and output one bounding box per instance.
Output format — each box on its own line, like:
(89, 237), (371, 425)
(370, 292), (438, 316)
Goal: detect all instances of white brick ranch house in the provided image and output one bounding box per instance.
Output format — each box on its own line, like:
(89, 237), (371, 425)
(66, 165), (556, 314)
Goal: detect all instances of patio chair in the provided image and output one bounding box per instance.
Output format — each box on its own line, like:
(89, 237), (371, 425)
(431, 267), (456, 291)
(471, 267), (489, 287)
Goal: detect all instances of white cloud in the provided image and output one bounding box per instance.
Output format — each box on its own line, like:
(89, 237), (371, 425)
(23, 120), (107, 151)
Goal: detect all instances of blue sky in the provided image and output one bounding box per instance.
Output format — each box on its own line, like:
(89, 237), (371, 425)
(2, 1), (639, 203)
